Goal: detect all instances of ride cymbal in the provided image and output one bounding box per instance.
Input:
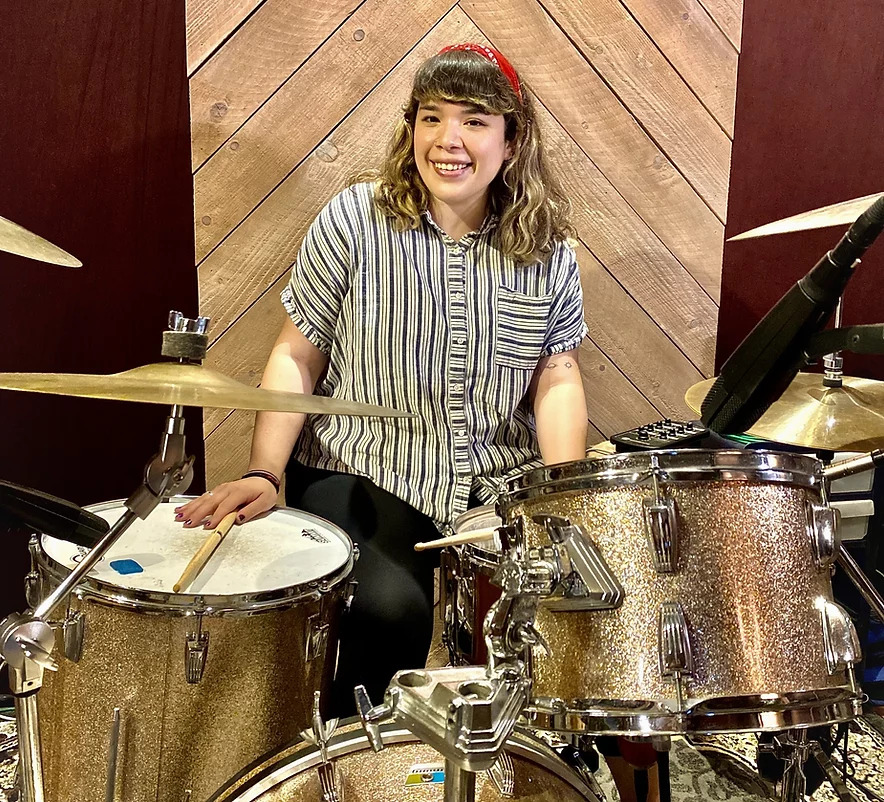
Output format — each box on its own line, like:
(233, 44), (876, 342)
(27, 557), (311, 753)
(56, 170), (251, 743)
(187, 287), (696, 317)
(685, 373), (884, 451)
(729, 192), (884, 241)
(0, 215), (81, 267)
(0, 362), (412, 417)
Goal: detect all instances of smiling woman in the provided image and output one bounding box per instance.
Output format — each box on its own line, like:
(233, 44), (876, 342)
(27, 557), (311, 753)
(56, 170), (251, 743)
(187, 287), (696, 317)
(175, 44), (588, 721)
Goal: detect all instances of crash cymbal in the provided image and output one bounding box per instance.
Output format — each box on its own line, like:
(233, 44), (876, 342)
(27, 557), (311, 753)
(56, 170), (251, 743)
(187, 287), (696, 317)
(0, 362), (412, 417)
(0, 215), (81, 267)
(685, 373), (884, 451)
(729, 192), (884, 241)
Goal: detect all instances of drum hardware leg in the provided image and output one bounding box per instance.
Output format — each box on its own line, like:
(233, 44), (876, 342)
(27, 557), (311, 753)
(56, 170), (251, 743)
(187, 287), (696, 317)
(443, 759), (476, 802)
(105, 707), (123, 802)
(185, 617), (209, 684)
(13, 691), (45, 802)
(658, 603), (693, 714)
(642, 458), (680, 574)
(761, 728), (857, 802)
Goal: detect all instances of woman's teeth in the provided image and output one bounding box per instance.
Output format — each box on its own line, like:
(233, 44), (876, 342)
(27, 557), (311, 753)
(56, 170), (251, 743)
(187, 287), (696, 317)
(434, 162), (471, 172)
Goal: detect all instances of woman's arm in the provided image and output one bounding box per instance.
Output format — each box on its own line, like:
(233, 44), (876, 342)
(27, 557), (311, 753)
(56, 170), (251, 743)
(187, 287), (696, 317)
(529, 348), (588, 465)
(176, 317), (329, 527)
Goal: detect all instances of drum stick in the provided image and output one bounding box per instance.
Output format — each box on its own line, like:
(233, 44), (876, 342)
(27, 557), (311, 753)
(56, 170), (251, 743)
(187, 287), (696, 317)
(414, 527), (498, 551)
(173, 511), (238, 592)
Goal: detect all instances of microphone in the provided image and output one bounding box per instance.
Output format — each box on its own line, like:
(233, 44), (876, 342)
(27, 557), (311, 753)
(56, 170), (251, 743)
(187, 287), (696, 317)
(0, 481), (110, 548)
(702, 193), (884, 434)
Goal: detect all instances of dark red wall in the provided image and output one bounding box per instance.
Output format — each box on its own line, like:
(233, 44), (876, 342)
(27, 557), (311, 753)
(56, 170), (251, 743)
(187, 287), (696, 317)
(0, 1), (205, 614)
(718, 0), (884, 377)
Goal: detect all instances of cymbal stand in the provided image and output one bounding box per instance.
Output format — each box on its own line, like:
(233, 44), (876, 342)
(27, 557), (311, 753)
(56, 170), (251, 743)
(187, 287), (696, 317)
(823, 453), (884, 623)
(0, 311), (207, 802)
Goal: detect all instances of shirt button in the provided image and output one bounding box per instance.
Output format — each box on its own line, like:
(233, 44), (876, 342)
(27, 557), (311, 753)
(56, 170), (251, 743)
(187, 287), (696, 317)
(453, 292), (464, 301)
(452, 383), (463, 392)
(455, 336), (466, 345)
(457, 429), (467, 437)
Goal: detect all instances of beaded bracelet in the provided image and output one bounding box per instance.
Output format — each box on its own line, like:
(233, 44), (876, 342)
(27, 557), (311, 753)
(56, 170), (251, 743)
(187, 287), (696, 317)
(241, 469), (281, 493)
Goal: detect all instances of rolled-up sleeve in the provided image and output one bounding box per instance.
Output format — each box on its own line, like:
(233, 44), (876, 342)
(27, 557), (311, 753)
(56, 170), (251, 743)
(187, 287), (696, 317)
(280, 192), (354, 354)
(542, 240), (588, 356)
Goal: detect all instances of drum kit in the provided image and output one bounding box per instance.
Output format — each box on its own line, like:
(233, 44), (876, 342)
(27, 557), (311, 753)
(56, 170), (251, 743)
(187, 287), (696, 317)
(0, 195), (882, 802)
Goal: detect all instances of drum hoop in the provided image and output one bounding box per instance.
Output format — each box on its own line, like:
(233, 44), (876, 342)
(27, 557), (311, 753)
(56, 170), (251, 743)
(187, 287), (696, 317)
(209, 720), (596, 801)
(501, 449), (822, 509)
(35, 498), (356, 615)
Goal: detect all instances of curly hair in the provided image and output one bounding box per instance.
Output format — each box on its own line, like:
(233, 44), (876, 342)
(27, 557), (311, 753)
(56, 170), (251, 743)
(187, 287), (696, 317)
(362, 49), (573, 264)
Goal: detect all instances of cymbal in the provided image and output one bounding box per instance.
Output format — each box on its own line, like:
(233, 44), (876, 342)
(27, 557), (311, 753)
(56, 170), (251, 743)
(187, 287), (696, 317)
(728, 192), (884, 241)
(0, 215), (81, 267)
(0, 362), (413, 417)
(685, 373), (884, 451)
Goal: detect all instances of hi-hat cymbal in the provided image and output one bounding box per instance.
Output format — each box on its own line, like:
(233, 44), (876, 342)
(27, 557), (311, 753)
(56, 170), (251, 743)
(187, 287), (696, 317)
(685, 373), (884, 451)
(0, 215), (81, 267)
(728, 192), (884, 241)
(0, 362), (413, 417)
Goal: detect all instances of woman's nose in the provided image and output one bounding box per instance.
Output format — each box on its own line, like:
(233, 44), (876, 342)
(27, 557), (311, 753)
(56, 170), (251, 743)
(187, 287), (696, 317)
(435, 119), (462, 148)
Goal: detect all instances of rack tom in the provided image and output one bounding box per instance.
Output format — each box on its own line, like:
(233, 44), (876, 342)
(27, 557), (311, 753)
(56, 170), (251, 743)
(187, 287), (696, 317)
(32, 498), (355, 802)
(498, 450), (862, 735)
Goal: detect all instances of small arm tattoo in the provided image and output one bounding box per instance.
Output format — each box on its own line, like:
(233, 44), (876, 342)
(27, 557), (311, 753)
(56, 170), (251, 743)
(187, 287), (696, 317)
(546, 360), (574, 370)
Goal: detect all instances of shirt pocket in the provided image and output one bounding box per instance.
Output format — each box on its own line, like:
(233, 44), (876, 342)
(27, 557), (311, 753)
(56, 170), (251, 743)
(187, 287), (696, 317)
(495, 287), (552, 371)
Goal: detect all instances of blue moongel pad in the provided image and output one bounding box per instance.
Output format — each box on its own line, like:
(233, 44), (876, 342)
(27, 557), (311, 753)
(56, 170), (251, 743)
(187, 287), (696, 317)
(109, 559), (143, 575)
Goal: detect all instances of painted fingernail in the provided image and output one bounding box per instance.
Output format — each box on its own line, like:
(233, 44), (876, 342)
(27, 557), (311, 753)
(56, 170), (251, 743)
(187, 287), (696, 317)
(174, 513), (183, 519)
(237, 514), (245, 523)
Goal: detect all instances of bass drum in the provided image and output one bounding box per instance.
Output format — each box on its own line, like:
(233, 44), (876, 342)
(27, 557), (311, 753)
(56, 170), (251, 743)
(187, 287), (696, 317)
(209, 720), (600, 801)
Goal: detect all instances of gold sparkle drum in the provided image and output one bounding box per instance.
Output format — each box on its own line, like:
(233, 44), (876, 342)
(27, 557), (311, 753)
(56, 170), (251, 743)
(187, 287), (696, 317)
(33, 498), (356, 802)
(498, 450), (863, 735)
(209, 720), (600, 801)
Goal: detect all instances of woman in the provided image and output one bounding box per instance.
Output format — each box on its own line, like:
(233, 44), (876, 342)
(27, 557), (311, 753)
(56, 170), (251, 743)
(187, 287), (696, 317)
(176, 43), (588, 715)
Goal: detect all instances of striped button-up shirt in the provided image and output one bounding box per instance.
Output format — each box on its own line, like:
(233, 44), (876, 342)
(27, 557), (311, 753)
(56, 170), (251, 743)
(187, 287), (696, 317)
(281, 182), (587, 531)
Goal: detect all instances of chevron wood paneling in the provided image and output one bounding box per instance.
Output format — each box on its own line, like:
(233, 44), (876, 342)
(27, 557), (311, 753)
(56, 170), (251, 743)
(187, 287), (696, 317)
(187, 0), (743, 487)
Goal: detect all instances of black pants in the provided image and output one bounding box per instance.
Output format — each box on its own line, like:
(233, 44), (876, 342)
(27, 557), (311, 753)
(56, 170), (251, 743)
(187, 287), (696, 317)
(285, 461), (441, 718)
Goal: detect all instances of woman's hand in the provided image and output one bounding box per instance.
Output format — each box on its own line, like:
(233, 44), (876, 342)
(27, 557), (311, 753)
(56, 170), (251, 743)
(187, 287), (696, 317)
(174, 477), (279, 528)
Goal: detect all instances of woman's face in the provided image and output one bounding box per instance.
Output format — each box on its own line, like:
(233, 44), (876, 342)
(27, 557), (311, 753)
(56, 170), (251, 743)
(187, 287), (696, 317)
(412, 100), (513, 218)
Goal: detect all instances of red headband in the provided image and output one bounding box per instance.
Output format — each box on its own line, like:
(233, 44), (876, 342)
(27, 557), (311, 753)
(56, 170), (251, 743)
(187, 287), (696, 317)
(438, 43), (523, 103)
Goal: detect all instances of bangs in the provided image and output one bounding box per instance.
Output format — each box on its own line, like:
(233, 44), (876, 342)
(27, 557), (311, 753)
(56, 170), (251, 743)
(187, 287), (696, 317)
(410, 51), (517, 115)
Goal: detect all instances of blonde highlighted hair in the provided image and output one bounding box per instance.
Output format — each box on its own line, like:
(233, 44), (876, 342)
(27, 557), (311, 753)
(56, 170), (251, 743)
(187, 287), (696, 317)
(362, 49), (573, 264)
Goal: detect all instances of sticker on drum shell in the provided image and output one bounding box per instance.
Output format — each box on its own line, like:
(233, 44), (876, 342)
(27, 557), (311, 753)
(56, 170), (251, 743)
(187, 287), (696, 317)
(404, 762), (445, 786)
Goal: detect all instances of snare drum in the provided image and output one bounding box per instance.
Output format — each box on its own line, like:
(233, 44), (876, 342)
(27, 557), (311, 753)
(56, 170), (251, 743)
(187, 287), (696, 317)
(210, 720), (599, 801)
(440, 506), (501, 666)
(498, 450), (862, 735)
(34, 498), (355, 802)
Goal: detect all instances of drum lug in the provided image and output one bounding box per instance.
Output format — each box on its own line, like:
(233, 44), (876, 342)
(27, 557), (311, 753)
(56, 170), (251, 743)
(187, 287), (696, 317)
(530, 515), (624, 610)
(808, 503), (840, 566)
(305, 612), (329, 663)
(643, 457), (680, 573)
(643, 497), (679, 573)
(343, 579), (358, 613)
(818, 599), (862, 676)
(658, 602), (693, 713)
(184, 622), (209, 684)
(487, 750), (515, 797)
(62, 610), (85, 663)
(23, 536), (43, 610)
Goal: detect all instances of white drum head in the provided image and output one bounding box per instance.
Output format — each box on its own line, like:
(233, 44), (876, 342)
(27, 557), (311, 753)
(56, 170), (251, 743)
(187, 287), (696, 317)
(41, 499), (352, 597)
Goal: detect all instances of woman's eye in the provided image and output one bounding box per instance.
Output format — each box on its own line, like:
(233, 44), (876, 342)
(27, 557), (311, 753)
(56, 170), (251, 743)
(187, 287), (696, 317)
(465, 119), (486, 127)
(420, 115), (439, 123)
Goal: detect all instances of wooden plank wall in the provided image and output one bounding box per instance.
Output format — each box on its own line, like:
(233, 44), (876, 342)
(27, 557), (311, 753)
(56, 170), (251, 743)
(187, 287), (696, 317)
(186, 0), (743, 487)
